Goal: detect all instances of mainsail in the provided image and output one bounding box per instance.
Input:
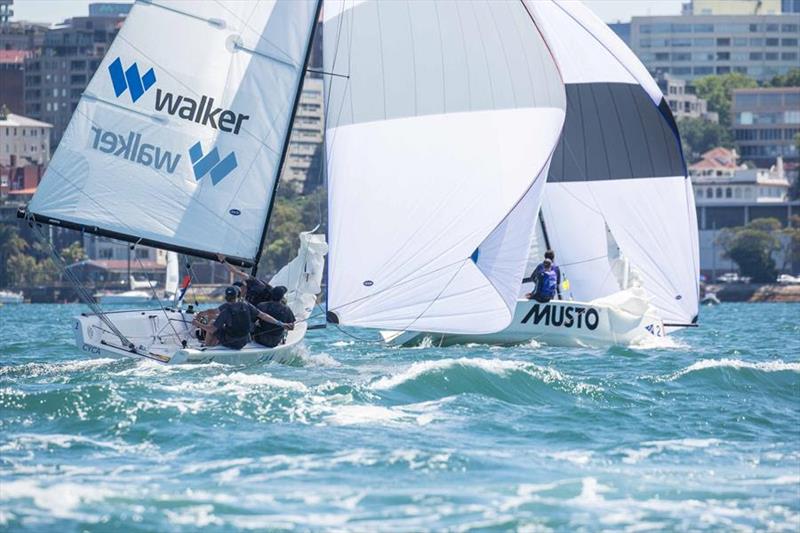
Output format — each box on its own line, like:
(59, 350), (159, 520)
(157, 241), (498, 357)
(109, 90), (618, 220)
(323, 0), (566, 334)
(525, 0), (700, 326)
(25, 0), (320, 267)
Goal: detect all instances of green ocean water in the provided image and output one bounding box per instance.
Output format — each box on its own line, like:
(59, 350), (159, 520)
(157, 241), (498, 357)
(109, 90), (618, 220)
(1, 302), (798, 531)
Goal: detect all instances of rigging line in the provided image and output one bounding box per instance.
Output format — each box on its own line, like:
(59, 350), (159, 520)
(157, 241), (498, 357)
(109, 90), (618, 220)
(138, 0), (225, 28)
(134, 253), (183, 345)
(397, 258), (469, 335)
(305, 68), (349, 79)
(53, 101), (257, 246)
(26, 215), (133, 348)
(211, 0), (299, 66)
(112, 32), (282, 160)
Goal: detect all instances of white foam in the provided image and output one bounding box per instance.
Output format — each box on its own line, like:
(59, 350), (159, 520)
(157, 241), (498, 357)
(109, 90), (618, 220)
(549, 450), (593, 466)
(165, 505), (224, 528)
(323, 405), (408, 426)
(181, 458), (254, 475)
(0, 433), (155, 455)
(0, 358), (117, 377)
(621, 438), (720, 464)
(663, 359), (800, 381)
(0, 479), (112, 520)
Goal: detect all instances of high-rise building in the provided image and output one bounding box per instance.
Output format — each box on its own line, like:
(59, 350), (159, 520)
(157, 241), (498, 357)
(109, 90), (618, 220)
(0, 20), (47, 51)
(23, 14), (127, 147)
(685, 0), (783, 15)
(0, 0), (12, 25)
(630, 14), (800, 82)
(731, 87), (800, 167)
(283, 76), (324, 192)
(782, 0), (800, 13)
(0, 49), (29, 113)
(608, 22), (631, 46)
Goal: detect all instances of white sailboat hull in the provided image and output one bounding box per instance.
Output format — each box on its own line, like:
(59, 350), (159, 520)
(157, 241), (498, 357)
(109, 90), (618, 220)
(95, 291), (154, 305)
(382, 296), (666, 348)
(75, 308), (307, 365)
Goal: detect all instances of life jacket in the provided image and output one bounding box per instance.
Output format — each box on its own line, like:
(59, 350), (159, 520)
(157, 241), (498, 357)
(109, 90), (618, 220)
(536, 269), (558, 298)
(223, 302), (252, 343)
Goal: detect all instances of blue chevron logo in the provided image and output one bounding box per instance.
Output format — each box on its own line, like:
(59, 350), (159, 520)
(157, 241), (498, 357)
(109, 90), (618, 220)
(108, 57), (156, 103)
(189, 142), (238, 185)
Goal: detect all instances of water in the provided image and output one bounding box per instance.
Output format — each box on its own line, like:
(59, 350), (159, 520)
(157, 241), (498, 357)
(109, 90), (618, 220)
(1, 303), (798, 531)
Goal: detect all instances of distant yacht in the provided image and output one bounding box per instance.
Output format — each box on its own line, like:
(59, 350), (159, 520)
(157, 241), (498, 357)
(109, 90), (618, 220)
(0, 290), (24, 304)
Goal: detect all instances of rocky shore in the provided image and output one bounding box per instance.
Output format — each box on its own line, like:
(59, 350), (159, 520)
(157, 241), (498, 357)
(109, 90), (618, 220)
(704, 283), (800, 303)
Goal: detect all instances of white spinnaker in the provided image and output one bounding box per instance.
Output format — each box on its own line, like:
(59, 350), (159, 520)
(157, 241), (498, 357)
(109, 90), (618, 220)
(324, 0), (566, 333)
(526, 0), (699, 325)
(165, 252), (179, 297)
(28, 0), (319, 265)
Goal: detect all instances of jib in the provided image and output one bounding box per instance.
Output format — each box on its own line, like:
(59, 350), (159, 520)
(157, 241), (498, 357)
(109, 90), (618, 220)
(521, 304), (599, 330)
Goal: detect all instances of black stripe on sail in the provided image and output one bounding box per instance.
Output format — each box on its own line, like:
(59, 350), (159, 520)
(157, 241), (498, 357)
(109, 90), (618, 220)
(548, 83), (685, 182)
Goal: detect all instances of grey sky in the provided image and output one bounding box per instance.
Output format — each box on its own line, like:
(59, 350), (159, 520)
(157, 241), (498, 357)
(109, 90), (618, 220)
(12, 0), (684, 25)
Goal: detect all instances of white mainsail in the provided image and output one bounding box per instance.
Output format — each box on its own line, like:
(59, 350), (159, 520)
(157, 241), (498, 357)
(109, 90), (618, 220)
(323, 0), (566, 334)
(27, 0), (320, 266)
(525, 0), (700, 326)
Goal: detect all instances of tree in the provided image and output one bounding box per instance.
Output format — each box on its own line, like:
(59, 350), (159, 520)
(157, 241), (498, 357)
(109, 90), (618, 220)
(677, 117), (732, 160)
(783, 215), (800, 274)
(0, 224), (28, 287)
(766, 68), (800, 88)
(693, 73), (758, 129)
(717, 218), (782, 282)
(60, 242), (86, 265)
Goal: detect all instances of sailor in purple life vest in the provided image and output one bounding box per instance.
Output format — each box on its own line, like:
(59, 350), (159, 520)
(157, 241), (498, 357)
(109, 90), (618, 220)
(526, 258), (558, 303)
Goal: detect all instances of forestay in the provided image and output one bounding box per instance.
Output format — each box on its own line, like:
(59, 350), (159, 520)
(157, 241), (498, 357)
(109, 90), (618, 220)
(525, 0), (700, 325)
(27, 0), (319, 266)
(323, 0), (566, 334)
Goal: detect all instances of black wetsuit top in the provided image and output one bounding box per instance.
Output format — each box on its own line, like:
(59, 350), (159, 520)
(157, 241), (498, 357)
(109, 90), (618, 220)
(214, 301), (259, 349)
(253, 301), (295, 348)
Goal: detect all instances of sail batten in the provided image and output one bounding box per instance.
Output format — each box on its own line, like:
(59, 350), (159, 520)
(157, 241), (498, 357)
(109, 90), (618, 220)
(27, 0), (320, 264)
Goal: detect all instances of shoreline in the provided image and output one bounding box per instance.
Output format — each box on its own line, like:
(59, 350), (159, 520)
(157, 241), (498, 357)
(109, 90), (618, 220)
(704, 283), (800, 303)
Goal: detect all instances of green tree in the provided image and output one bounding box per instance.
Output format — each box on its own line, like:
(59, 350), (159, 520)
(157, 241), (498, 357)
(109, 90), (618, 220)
(693, 73), (758, 129)
(5, 253), (38, 287)
(766, 68), (800, 88)
(718, 218), (782, 282)
(60, 241), (86, 265)
(783, 215), (800, 274)
(0, 224), (28, 287)
(677, 117), (732, 160)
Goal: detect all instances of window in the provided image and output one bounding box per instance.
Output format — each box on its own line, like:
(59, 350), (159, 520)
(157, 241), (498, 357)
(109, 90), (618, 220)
(655, 52), (670, 61)
(782, 38), (799, 47)
(693, 66), (713, 75)
(749, 23), (761, 32)
(696, 188), (703, 198)
(673, 67), (691, 75)
(782, 52), (798, 61)
(766, 23), (779, 32)
(707, 187), (713, 198)
(717, 38), (731, 47)
(672, 38), (691, 47)
(733, 37), (748, 46)
(98, 249), (113, 259)
(694, 38), (714, 46)
(693, 52), (714, 61)
(716, 188), (723, 198)
(672, 52), (691, 61)
(760, 94), (781, 106)
(750, 38), (764, 46)
(766, 38), (779, 46)
(717, 66), (731, 74)
(738, 111), (754, 125)
(782, 24), (799, 33)
(135, 249), (149, 259)
(765, 52), (779, 60)
(735, 188), (742, 199)
(750, 52), (763, 60)
(725, 188), (732, 199)
(693, 24), (713, 33)
(785, 110), (800, 124)
(717, 51), (730, 60)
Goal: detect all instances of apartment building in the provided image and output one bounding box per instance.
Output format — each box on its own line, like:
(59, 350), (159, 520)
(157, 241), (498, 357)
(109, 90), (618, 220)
(731, 86), (800, 167)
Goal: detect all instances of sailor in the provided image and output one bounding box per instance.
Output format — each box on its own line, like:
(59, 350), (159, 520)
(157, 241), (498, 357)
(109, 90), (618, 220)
(218, 254), (271, 305)
(524, 249), (562, 299)
(526, 259), (558, 303)
(253, 286), (296, 348)
(213, 285), (292, 350)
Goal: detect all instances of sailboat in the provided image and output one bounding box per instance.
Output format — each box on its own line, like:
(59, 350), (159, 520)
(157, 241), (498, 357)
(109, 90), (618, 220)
(18, 0), (326, 364)
(321, 0), (698, 348)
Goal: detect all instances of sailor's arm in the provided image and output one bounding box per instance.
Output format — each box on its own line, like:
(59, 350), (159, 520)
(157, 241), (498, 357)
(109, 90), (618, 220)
(217, 254), (248, 279)
(256, 310), (294, 330)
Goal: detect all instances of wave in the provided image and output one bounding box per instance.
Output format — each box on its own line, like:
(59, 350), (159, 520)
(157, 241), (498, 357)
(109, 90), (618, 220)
(369, 357), (601, 403)
(661, 358), (800, 382)
(0, 358), (118, 379)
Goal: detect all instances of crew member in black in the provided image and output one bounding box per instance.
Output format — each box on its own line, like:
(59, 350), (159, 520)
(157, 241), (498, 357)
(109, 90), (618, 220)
(253, 286), (296, 348)
(213, 286), (292, 350)
(217, 254), (271, 305)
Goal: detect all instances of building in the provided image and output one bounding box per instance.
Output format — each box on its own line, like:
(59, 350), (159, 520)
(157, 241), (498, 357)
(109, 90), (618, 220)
(782, 0), (800, 13)
(731, 86), (800, 167)
(630, 13), (800, 82)
(24, 15), (126, 147)
(0, 108), (51, 166)
(0, 49), (29, 113)
(683, 0), (783, 15)
(608, 21), (631, 46)
(282, 76), (324, 192)
(0, 20), (47, 51)
(89, 3), (132, 17)
(0, 0), (11, 25)
(690, 147), (797, 275)
(656, 73), (718, 121)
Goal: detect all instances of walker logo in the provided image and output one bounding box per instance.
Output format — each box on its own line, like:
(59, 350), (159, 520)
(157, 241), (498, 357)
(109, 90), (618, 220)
(189, 142), (238, 185)
(108, 57), (156, 103)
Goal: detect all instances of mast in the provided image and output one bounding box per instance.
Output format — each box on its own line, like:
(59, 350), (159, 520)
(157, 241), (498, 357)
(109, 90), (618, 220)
(251, 0), (323, 277)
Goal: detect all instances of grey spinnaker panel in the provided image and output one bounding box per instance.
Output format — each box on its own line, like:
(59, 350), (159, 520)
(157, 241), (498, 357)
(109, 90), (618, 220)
(548, 83), (684, 182)
(324, 0), (565, 129)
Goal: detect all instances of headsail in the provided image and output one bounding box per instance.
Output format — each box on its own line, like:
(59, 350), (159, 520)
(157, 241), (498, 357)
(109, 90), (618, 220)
(525, 0), (700, 325)
(324, 0), (566, 334)
(26, 0), (320, 267)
